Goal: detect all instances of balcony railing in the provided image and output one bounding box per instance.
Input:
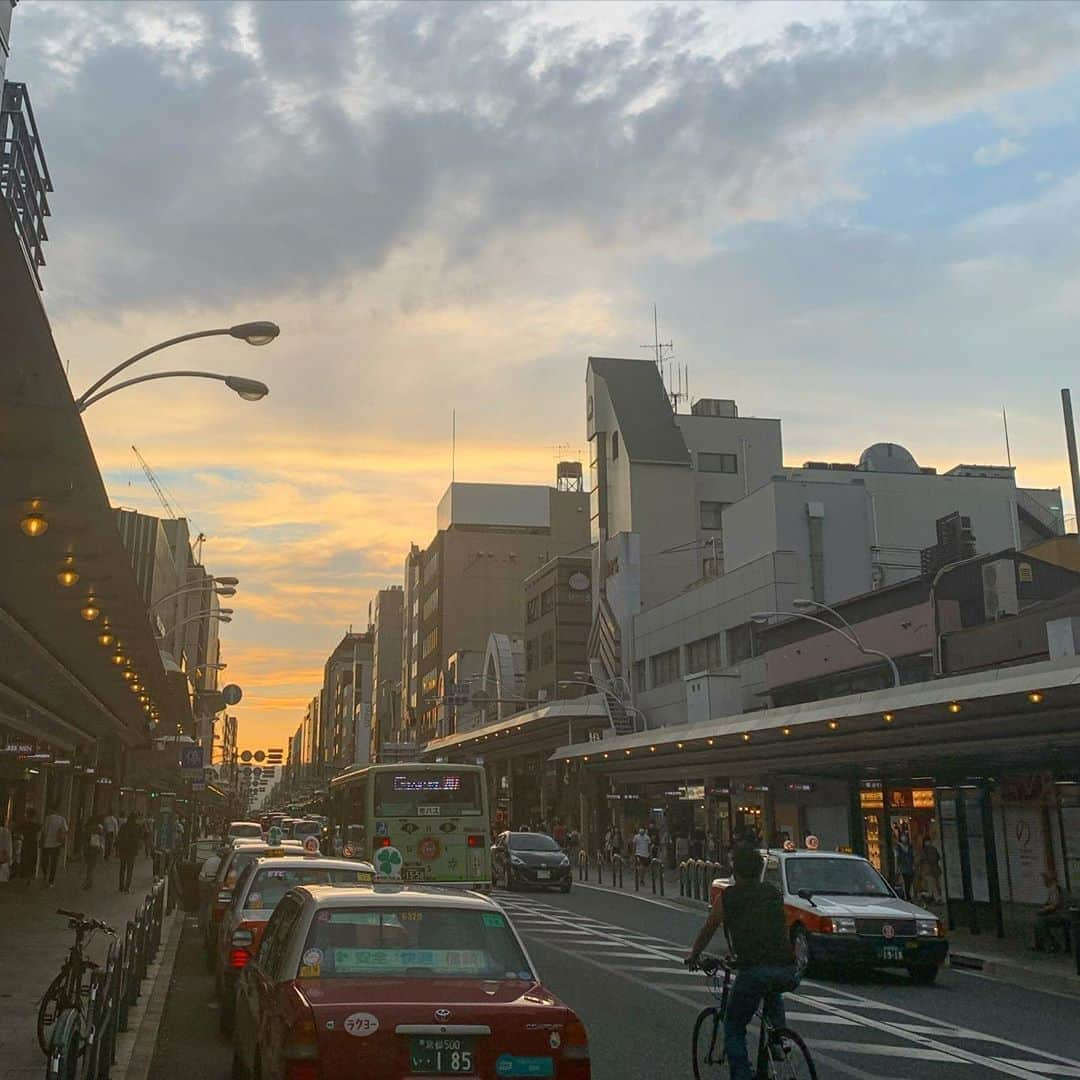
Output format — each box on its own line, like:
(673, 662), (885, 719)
(1, 80), (52, 288)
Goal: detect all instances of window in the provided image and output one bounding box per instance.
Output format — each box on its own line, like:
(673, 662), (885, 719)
(525, 638), (538, 672)
(700, 501), (729, 530)
(422, 628), (439, 658)
(611, 431), (620, 460)
(726, 622), (754, 664)
(687, 633), (723, 673)
(540, 630), (555, 665)
(540, 587), (556, 615)
(422, 589), (440, 621)
(258, 895), (305, 979)
(633, 660), (647, 693)
(650, 648), (681, 687)
(422, 551), (440, 584)
(526, 596), (540, 624)
(763, 857), (782, 894)
(422, 668), (439, 695)
(699, 452), (738, 474)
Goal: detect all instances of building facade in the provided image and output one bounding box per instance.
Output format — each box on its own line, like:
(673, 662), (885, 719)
(523, 555), (593, 706)
(369, 587), (403, 762)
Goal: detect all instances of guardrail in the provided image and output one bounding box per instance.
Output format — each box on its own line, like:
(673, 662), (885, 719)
(46, 878), (167, 1078)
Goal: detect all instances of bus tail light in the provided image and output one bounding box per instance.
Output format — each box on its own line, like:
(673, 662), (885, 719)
(467, 834), (484, 848)
(375, 836), (392, 848)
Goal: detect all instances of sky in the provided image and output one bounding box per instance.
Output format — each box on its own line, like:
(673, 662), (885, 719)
(10, 0), (1080, 751)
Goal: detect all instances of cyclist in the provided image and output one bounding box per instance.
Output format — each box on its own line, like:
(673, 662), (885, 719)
(686, 847), (798, 1080)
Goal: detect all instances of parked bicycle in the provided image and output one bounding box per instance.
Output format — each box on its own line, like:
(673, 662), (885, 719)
(689, 954), (816, 1080)
(37, 908), (115, 1055)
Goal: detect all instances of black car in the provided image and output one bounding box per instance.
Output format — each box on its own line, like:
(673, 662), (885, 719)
(492, 830), (572, 892)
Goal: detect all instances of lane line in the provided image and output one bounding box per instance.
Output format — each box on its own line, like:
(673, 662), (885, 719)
(810, 1041), (959, 1062)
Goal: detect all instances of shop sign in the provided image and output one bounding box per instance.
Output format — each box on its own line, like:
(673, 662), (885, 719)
(706, 786), (730, 797)
(679, 785), (706, 801)
(860, 789), (884, 810)
(786, 783), (815, 793)
(888, 788), (937, 810)
(3, 743), (35, 755)
(742, 783), (769, 793)
(1000, 772), (1053, 804)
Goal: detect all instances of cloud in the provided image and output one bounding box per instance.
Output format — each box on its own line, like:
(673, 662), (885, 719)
(973, 137), (1025, 166)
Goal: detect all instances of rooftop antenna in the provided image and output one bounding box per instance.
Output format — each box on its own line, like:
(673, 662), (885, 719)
(1002, 405), (1012, 469)
(640, 303), (677, 408)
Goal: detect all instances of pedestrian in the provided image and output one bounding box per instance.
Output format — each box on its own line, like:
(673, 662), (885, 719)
(553, 819), (567, 847)
(633, 827), (652, 870)
(917, 836), (942, 903)
(18, 808), (40, 886)
(1032, 872), (1069, 952)
(143, 817), (154, 859)
(102, 810), (119, 861)
(40, 803), (68, 888)
(83, 824), (103, 890)
(117, 813), (141, 893)
(895, 830), (915, 899)
(0, 813), (12, 884)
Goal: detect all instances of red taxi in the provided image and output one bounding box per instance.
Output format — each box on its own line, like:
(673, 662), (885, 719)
(710, 849), (948, 983)
(232, 883), (591, 1079)
(215, 853), (375, 1033)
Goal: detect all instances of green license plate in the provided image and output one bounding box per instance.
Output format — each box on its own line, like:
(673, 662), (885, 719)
(877, 945), (905, 961)
(410, 1036), (475, 1074)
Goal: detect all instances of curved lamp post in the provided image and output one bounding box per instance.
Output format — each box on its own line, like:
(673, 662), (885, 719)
(78, 372), (269, 412)
(750, 608), (900, 688)
(149, 577), (239, 612)
(74, 322), (279, 409)
(163, 608), (234, 639)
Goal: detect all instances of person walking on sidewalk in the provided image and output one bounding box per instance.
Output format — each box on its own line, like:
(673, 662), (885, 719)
(633, 827), (652, 871)
(40, 804), (68, 888)
(18, 808), (40, 886)
(0, 813), (12, 884)
(117, 813), (141, 893)
(918, 836), (942, 903)
(83, 824), (104, 890)
(102, 811), (119, 861)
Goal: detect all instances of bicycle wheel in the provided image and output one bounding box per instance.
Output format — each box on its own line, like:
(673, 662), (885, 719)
(764, 1027), (817, 1080)
(37, 968), (70, 1055)
(46, 1007), (83, 1080)
(692, 1006), (726, 1079)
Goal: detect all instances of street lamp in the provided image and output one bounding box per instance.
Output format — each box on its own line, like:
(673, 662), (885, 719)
(164, 609), (233, 638)
(149, 578), (239, 612)
(74, 322), (279, 409)
(77, 371), (269, 412)
(750, 608), (901, 688)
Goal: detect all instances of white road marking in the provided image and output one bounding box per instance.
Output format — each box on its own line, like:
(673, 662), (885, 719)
(785, 1011), (861, 1026)
(811, 1040), (960, 1062)
(992, 1063), (1080, 1077)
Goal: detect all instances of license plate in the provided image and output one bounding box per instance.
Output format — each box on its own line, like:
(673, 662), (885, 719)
(878, 946), (904, 961)
(536, 870), (551, 880)
(403, 868), (426, 881)
(410, 1036), (474, 1074)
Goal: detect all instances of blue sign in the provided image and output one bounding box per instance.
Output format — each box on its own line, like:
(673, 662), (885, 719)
(496, 1056), (554, 1077)
(375, 821), (389, 837)
(154, 809), (177, 853)
(180, 745), (204, 771)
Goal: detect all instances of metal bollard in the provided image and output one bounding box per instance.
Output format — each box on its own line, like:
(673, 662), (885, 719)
(1071, 906), (1080, 976)
(612, 853), (624, 888)
(578, 850), (588, 882)
(634, 858), (641, 892)
(695, 859), (706, 901)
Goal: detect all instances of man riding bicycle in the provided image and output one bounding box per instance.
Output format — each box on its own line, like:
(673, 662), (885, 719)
(687, 847), (799, 1080)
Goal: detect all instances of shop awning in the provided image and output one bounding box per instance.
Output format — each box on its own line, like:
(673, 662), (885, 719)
(550, 656), (1080, 780)
(0, 200), (189, 750)
(422, 693), (612, 762)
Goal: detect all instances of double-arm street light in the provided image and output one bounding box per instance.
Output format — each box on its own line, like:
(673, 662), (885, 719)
(149, 576), (239, 612)
(163, 608), (234, 639)
(751, 597), (901, 689)
(74, 322), (278, 412)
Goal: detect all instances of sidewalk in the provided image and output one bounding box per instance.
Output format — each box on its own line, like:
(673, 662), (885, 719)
(0, 850), (160, 1079)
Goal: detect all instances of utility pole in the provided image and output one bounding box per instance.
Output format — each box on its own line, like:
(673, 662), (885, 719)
(1062, 389), (1080, 532)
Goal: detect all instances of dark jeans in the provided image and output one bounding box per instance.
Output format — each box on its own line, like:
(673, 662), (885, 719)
(41, 845), (62, 885)
(724, 964), (798, 1080)
(104, 833), (115, 861)
(83, 850), (99, 890)
(119, 854), (135, 891)
(1034, 911), (1070, 951)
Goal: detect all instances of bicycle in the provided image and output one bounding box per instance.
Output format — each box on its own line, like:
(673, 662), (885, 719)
(689, 954), (816, 1080)
(37, 908), (116, 1055)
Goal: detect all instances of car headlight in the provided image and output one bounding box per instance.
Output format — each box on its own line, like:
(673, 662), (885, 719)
(510, 855), (525, 867)
(917, 919), (940, 938)
(828, 917), (857, 934)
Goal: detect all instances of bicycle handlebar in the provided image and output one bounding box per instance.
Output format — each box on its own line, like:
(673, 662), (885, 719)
(57, 908), (116, 934)
(687, 952), (734, 975)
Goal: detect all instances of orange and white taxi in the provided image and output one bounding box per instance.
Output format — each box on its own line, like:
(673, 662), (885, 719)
(711, 849), (948, 983)
(215, 851), (375, 1032)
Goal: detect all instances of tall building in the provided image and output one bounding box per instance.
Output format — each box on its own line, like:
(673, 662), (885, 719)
(401, 477), (590, 744)
(0, 3), (14, 83)
(320, 630), (373, 773)
(401, 544), (423, 733)
(523, 555), (592, 706)
(369, 587), (403, 762)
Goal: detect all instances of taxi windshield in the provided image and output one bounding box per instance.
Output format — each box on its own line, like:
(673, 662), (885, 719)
(784, 857), (893, 898)
(244, 866), (370, 909)
(299, 907), (532, 981)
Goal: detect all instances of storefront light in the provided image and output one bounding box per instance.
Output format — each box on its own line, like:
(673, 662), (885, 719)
(827, 720), (840, 731)
(707, 738), (715, 746)
(882, 712), (895, 723)
(649, 745), (656, 752)
(57, 556), (79, 587)
(20, 511), (48, 537)
(1028, 691), (1044, 704)
(676, 742), (684, 750)
(948, 701), (962, 714)
(80, 599), (101, 622)
(742, 732), (751, 742)
(781, 727), (791, 737)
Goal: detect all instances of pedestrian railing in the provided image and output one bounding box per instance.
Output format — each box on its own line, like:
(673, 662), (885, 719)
(46, 877), (167, 1078)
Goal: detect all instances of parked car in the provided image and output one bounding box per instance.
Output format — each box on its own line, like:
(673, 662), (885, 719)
(178, 837), (223, 913)
(491, 831), (573, 893)
(232, 883), (591, 1079)
(214, 852), (374, 1033)
(710, 849), (948, 983)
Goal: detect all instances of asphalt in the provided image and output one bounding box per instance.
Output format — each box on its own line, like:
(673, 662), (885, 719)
(143, 883), (1080, 1080)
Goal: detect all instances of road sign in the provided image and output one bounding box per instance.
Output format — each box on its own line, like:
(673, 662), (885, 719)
(254, 750), (265, 762)
(221, 684), (243, 706)
(240, 750), (253, 762)
(303, 835), (320, 854)
(180, 745), (204, 772)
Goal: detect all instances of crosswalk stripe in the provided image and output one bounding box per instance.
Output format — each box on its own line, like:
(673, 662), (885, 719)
(810, 1040), (960, 1062)
(992, 1063), (1080, 1077)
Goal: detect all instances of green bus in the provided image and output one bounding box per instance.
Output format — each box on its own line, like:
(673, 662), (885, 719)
(328, 763), (492, 890)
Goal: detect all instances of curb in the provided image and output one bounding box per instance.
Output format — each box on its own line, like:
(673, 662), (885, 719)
(574, 877), (709, 910)
(948, 950), (1080, 997)
(113, 911), (184, 1079)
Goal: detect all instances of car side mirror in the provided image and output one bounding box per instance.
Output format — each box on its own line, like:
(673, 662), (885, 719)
(797, 888), (817, 907)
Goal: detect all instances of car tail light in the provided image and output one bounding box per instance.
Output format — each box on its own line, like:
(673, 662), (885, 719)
(375, 836), (392, 848)
(467, 834), (483, 848)
(228, 948), (251, 969)
(217, 890), (232, 905)
(284, 1009), (319, 1078)
(562, 1017), (589, 1061)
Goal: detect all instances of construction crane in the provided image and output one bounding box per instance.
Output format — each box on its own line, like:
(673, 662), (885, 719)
(132, 444), (177, 518)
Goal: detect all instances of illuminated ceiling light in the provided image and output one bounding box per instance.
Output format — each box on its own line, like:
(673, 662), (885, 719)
(80, 599), (101, 622)
(827, 720), (840, 731)
(676, 742), (684, 750)
(20, 512), (48, 537)
(583, 755), (589, 762)
(97, 622), (115, 647)
(624, 749), (631, 755)
(57, 556), (79, 587)
(1028, 691), (1044, 704)
(603, 753), (609, 759)
(111, 652), (126, 666)
(948, 701), (962, 715)
(122, 670), (136, 682)
(707, 738), (715, 746)
(742, 732), (751, 742)
(649, 745), (656, 752)
(882, 712), (895, 723)
(781, 727), (792, 736)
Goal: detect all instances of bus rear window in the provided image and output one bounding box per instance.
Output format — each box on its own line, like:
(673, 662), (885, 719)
(373, 772), (483, 817)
